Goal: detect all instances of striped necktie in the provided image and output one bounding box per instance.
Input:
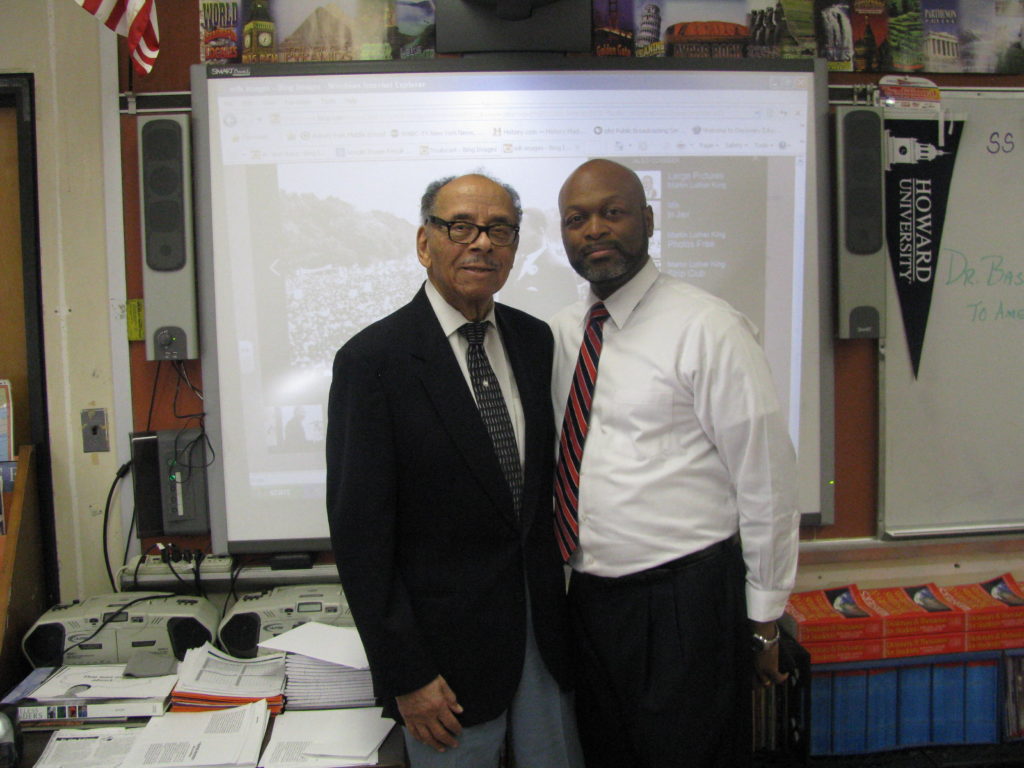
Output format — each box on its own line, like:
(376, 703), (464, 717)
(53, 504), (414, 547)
(554, 302), (610, 561)
(459, 321), (523, 519)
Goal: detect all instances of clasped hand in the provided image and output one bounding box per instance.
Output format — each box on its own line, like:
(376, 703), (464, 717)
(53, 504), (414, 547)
(396, 675), (464, 752)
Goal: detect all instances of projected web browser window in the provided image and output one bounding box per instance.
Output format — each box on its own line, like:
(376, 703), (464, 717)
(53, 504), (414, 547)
(193, 61), (830, 552)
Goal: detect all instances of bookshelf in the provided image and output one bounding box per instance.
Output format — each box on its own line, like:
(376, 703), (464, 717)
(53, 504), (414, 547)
(0, 445), (46, 696)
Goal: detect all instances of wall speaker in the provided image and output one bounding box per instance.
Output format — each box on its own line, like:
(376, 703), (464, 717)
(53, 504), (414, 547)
(129, 431), (164, 538)
(835, 105), (886, 339)
(138, 113), (199, 360)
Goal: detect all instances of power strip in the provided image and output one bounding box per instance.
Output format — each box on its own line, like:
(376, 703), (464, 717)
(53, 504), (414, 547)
(129, 554), (234, 576)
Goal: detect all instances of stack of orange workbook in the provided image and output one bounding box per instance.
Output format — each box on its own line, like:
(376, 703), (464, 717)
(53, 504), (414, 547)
(170, 642), (285, 714)
(784, 573), (1024, 664)
(938, 572), (1024, 651)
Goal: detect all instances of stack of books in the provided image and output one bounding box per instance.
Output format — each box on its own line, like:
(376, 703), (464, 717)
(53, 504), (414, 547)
(4, 663), (176, 731)
(784, 572), (1024, 664)
(258, 621), (375, 710)
(938, 572), (1024, 651)
(171, 643), (285, 714)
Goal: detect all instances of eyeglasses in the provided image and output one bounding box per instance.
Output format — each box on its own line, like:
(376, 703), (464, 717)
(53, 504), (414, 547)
(427, 216), (519, 247)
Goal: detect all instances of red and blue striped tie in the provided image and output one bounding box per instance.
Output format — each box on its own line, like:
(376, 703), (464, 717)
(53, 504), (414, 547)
(554, 302), (610, 561)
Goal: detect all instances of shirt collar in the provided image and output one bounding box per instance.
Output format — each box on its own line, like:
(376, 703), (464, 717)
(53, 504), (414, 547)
(424, 279), (497, 338)
(586, 258), (659, 329)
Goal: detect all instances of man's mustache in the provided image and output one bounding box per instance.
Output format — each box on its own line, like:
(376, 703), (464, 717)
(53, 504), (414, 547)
(579, 241), (623, 257)
(458, 258), (501, 269)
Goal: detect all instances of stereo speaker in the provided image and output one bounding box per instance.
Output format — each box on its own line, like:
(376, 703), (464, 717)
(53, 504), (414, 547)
(219, 613), (262, 659)
(138, 113), (199, 360)
(21, 622), (65, 668)
(835, 105), (887, 339)
(22, 593), (218, 666)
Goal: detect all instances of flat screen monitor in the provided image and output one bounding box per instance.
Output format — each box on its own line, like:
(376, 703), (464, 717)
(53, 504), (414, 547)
(190, 56), (833, 554)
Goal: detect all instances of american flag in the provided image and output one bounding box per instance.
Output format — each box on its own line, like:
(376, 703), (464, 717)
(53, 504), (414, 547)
(73, 0), (160, 75)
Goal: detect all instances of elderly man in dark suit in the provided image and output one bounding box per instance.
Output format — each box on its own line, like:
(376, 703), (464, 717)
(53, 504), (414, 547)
(326, 173), (582, 768)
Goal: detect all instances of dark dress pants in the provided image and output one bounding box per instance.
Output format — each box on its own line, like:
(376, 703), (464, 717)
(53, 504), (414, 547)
(567, 536), (752, 768)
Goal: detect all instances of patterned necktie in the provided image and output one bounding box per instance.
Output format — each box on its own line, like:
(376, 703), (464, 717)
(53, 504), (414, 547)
(554, 302), (611, 561)
(459, 321), (523, 518)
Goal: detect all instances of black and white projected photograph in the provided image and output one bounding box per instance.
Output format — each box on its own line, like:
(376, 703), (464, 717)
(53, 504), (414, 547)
(191, 58), (831, 551)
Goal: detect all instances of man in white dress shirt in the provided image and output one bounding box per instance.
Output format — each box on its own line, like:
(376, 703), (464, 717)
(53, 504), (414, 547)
(550, 159), (800, 767)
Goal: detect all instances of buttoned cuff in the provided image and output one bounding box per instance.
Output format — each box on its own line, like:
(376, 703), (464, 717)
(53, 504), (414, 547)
(745, 585), (792, 623)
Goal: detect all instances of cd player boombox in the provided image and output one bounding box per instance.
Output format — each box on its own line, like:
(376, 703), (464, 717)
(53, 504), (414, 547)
(22, 592), (219, 667)
(218, 584), (354, 658)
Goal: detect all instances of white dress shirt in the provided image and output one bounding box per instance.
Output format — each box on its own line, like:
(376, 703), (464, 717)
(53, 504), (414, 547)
(424, 280), (526, 466)
(550, 259), (799, 621)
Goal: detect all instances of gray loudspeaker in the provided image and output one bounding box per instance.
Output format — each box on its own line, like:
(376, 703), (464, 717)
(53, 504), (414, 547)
(129, 431), (164, 538)
(835, 106), (886, 339)
(138, 113), (199, 360)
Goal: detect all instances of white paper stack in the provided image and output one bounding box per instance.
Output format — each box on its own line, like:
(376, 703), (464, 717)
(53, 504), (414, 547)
(259, 708), (395, 768)
(258, 622), (375, 710)
(280, 655), (375, 710)
(34, 727), (138, 768)
(119, 699), (270, 768)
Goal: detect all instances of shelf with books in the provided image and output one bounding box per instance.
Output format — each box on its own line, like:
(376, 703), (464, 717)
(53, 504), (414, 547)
(809, 650), (1011, 756)
(0, 445), (44, 697)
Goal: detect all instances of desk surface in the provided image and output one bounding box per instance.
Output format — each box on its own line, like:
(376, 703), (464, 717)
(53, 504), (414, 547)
(19, 720), (405, 768)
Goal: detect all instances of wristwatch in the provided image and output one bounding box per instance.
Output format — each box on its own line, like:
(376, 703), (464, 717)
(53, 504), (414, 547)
(751, 628), (780, 652)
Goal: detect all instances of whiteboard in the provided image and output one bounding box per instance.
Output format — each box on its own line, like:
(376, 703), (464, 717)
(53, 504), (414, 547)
(882, 90), (1024, 537)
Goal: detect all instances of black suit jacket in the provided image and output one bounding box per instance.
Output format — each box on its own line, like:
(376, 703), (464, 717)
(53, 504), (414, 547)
(325, 286), (571, 726)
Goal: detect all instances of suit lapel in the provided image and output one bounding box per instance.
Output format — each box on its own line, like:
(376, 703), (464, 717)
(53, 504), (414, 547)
(403, 290), (518, 529)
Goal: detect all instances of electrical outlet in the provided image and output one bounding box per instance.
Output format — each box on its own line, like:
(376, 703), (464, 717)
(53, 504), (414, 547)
(81, 408), (109, 452)
(129, 554), (233, 576)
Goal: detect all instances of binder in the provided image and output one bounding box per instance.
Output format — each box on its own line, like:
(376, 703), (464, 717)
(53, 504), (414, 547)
(831, 669), (867, 754)
(931, 661), (965, 744)
(964, 655), (1000, 744)
(898, 663), (932, 746)
(810, 671), (832, 755)
(866, 666), (898, 751)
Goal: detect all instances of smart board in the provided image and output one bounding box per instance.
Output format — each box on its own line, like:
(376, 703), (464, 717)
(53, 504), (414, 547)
(190, 56), (834, 553)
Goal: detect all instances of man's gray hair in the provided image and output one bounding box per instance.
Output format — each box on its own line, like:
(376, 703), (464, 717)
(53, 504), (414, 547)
(419, 172), (523, 224)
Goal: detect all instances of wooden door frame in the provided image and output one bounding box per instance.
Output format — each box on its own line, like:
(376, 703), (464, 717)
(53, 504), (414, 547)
(0, 73), (57, 606)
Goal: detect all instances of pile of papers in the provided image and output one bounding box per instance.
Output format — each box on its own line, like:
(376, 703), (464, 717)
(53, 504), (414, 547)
(33, 700), (270, 768)
(171, 643), (285, 714)
(259, 622), (375, 710)
(33, 702), (397, 768)
(259, 708), (395, 768)
(6, 663), (177, 730)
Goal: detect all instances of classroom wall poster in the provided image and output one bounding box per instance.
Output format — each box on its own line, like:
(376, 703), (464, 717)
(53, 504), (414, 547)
(196, 1), (1023, 70)
(851, 1), (889, 71)
(883, 114), (965, 377)
(198, 0), (438, 63)
(815, 0), (854, 70)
